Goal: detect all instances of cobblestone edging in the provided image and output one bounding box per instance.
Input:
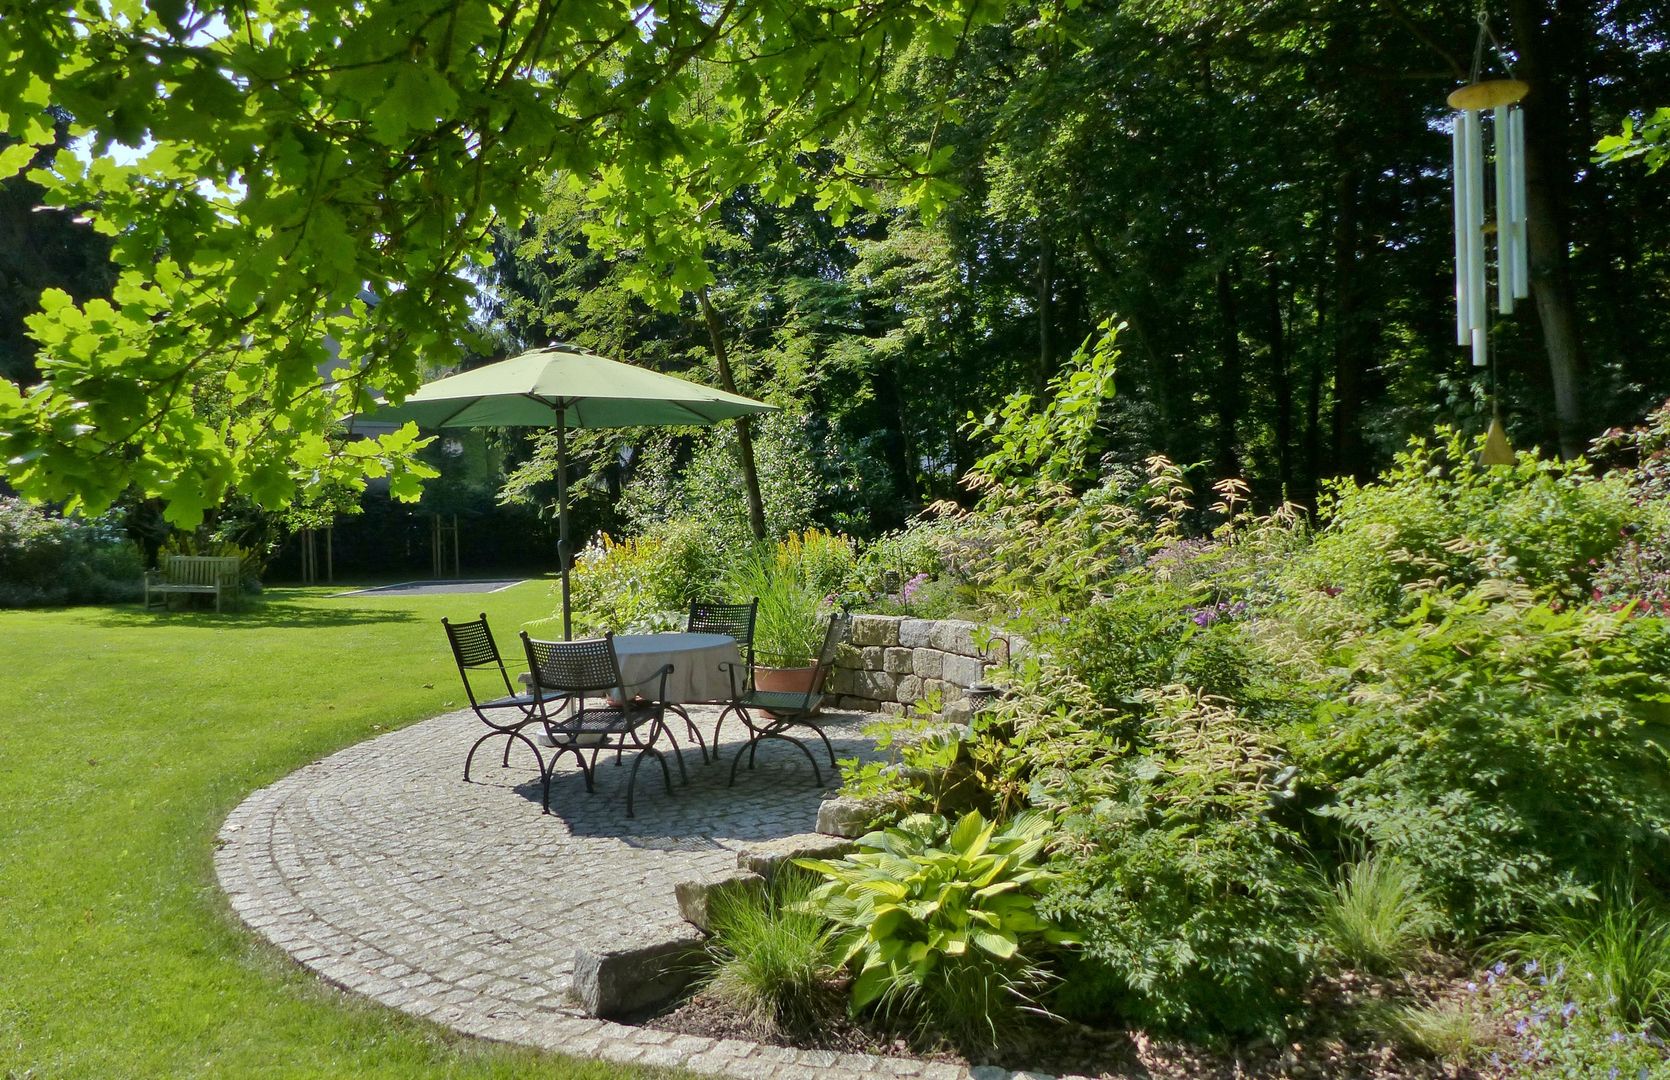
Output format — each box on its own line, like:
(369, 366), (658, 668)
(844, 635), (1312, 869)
(213, 705), (1072, 1079)
(830, 616), (1026, 720)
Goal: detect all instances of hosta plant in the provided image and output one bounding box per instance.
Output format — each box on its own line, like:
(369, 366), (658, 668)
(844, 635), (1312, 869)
(795, 810), (1075, 1049)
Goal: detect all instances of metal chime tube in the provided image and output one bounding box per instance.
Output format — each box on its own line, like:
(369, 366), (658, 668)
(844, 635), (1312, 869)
(1463, 109), (1488, 366)
(1452, 117), (1470, 346)
(1510, 107), (1529, 299)
(1494, 105), (1513, 314)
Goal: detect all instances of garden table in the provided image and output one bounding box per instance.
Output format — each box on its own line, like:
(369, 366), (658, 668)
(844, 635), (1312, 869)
(521, 632), (742, 704)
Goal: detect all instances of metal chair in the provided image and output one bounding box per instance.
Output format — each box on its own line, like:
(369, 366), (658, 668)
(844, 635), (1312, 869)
(721, 613), (849, 787)
(443, 614), (570, 807)
(520, 631), (687, 818)
(675, 598), (757, 762)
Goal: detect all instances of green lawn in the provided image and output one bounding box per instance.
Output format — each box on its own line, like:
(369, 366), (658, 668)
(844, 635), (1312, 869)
(0, 580), (674, 1079)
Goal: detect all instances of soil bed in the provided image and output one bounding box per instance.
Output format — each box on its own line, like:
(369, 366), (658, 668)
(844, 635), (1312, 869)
(641, 969), (1486, 1078)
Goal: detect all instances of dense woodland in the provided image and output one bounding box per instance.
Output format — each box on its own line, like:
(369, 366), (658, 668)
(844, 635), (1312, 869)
(0, 1), (1666, 539)
(468, 0), (1670, 531)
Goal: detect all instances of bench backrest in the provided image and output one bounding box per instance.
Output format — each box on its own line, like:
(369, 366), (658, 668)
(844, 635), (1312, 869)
(164, 555), (241, 586)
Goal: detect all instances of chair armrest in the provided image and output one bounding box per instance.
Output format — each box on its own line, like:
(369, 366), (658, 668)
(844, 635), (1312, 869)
(717, 660), (750, 700)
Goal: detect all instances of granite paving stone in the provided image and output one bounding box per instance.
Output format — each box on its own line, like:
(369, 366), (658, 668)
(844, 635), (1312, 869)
(216, 702), (1032, 1077)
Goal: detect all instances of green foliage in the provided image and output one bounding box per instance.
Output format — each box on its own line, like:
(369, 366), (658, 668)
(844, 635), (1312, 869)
(1295, 584), (1670, 930)
(796, 810), (1073, 1049)
(1374, 999), (1495, 1064)
(1288, 430), (1639, 629)
(566, 518), (726, 634)
(1313, 852), (1439, 975)
(0, 496), (142, 606)
(1038, 687), (1317, 1037)
(0, 0), (992, 523)
(1478, 960), (1670, 1077)
(703, 870), (837, 1038)
(1505, 887), (1670, 1030)
(965, 319), (1121, 495)
(722, 538), (837, 667)
(1596, 107), (1670, 174)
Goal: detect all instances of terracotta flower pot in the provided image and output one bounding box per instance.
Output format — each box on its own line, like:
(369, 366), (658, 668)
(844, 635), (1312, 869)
(752, 663), (817, 717)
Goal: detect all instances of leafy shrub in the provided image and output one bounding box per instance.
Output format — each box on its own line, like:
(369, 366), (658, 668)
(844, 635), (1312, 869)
(1295, 584), (1670, 930)
(1314, 852), (1439, 975)
(796, 810), (1073, 1049)
(1288, 430), (1638, 628)
(1038, 688), (1318, 1037)
(703, 870), (836, 1037)
(0, 497), (143, 606)
(566, 517), (730, 633)
(1478, 958), (1670, 1076)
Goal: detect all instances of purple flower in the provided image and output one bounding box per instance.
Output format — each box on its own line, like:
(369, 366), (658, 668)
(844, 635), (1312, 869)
(1493, 961), (1509, 976)
(1524, 959), (1540, 976)
(900, 572), (930, 603)
(1467, 981), (1479, 994)
(1561, 1001), (1578, 1020)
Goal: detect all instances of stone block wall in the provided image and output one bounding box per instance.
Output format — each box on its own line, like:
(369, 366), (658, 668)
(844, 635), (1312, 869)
(829, 615), (1025, 718)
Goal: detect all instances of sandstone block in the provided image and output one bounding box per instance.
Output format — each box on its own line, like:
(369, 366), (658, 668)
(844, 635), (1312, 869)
(941, 652), (986, 688)
(912, 648), (943, 679)
(896, 675), (924, 703)
(816, 796), (896, 838)
(883, 647), (914, 675)
(674, 870), (766, 933)
(860, 645), (884, 670)
(849, 615), (902, 647)
(738, 835), (854, 881)
(571, 936), (703, 1018)
(932, 619), (979, 655)
(898, 619), (935, 648)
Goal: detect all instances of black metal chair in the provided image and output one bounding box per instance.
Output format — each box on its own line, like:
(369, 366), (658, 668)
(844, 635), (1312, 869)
(443, 614), (570, 806)
(520, 631), (687, 818)
(722, 613), (849, 787)
(676, 598), (757, 762)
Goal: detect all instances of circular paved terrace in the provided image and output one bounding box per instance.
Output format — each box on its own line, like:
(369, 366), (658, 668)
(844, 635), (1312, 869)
(214, 704), (988, 1078)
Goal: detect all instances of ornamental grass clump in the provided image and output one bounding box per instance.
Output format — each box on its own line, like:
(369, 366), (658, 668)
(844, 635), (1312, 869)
(702, 870), (837, 1038)
(1505, 887), (1670, 1030)
(1314, 852), (1441, 975)
(795, 810), (1074, 1050)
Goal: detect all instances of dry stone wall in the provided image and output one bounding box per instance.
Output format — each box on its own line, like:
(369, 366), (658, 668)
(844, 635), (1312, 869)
(830, 614), (1025, 719)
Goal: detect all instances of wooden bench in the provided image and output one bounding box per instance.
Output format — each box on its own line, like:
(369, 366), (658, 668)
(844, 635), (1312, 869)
(144, 555), (243, 613)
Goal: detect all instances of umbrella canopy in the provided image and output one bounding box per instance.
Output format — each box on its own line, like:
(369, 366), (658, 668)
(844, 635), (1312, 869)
(356, 343), (775, 636)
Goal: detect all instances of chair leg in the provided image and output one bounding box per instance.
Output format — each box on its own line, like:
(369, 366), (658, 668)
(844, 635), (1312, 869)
(543, 744), (587, 813)
(728, 731), (822, 787)
(655, 721), (689, 785)
(667, 704), (708, 763)
(625, 748), (674, 818)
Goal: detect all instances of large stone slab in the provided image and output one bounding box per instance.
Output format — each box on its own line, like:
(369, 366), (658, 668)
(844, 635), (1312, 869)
(941, 652), (987, 688)
(675, 870), (767, 933)
(849, 614), (902, 647)
(571, 935), (704, 1019)
(737, 835), (855, 881)
(898, 619), (936, 648)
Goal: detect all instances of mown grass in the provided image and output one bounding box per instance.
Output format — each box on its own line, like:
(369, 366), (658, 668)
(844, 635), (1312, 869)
(0, 581), (679, 1080)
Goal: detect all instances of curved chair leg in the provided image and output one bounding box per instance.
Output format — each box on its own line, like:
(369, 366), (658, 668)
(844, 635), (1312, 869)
(625, 748), (674, 818)
(667, 704), (709, 763)
(796, 722), (838, 769)
(655, 721), (690, 785)
(728, 731), (822, 787)
(713, 704), (743, 754)
(543, 744), (588, 813)
(463, 730), (501, 781)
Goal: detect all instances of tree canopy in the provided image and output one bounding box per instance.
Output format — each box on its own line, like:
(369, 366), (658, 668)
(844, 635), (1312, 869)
(0, 0), (987, 524)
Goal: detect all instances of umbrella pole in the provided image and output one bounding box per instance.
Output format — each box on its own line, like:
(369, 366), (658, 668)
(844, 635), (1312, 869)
(555, 404), (572, 639)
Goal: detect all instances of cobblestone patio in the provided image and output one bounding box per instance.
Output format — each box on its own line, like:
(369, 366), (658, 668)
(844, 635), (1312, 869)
(215, 704), (1004, 1077)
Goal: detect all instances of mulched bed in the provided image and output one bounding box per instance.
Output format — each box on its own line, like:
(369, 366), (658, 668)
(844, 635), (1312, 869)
(642, 966), (1489, 1078)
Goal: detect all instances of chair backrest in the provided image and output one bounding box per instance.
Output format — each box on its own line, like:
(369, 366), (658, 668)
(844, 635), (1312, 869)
(521, 632), (624, 695)
(793, 613), (849, 710)
(442, 613), (514, 704)
(688, 599), (757, 666)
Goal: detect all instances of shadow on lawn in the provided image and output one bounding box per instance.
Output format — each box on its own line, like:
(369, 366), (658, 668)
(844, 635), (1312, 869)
(87, 596), (421, 630)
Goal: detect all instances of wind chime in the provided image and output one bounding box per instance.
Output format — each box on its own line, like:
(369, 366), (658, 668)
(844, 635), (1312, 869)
(1448, 12), (1526, 465)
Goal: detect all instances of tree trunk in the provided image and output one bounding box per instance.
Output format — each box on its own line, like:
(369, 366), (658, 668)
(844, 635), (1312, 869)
(1214, 263), (1244, 477)
(1264, 262), (1293, 494)
(1330, 166), (1369, 479)
(1507, 0), (1587, 457)
(697, 287), (767, 540)
(1037, 235), (1055, 390)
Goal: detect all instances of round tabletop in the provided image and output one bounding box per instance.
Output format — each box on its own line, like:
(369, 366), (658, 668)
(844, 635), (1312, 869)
(609, 632), (742, 703)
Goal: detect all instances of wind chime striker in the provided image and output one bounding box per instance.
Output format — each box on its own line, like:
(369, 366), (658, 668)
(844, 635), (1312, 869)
(1449, 17), (1528, 466)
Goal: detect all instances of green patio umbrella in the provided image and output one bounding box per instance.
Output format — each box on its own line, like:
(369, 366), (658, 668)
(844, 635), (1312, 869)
(356, 343), (775, 637)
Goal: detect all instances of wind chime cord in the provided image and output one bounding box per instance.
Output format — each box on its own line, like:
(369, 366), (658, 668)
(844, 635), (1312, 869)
(1471, 8), (1517, 84)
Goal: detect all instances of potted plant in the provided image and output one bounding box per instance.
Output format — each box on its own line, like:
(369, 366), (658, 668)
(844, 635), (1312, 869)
(725, 546), (828, 696)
